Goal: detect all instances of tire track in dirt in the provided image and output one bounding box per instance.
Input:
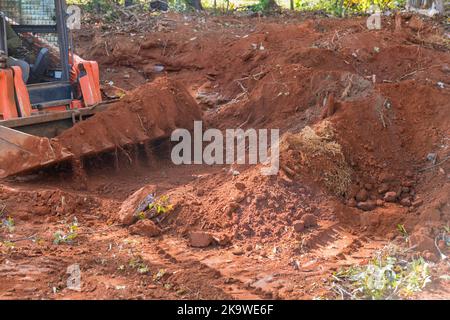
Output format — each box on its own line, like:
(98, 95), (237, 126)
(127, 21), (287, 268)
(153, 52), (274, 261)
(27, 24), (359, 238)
(150, 237), (268, 299)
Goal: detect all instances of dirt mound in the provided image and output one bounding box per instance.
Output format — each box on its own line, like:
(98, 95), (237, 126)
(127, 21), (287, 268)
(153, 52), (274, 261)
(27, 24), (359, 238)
(331, 81), (450, 188)
(0, 184), (107, 222)
(156, 164), (330, 246)
(56, 77), (202, 157)
(107, 14), (449, 251)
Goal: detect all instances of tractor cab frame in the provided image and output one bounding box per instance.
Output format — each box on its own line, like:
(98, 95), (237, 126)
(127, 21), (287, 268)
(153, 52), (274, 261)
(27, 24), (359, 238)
(0, 0), (102, 137)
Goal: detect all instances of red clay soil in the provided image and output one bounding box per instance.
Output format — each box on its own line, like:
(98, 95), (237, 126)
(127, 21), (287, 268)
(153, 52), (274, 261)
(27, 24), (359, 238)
(56, 77), (202, 157)
(0, 12), (449, 299)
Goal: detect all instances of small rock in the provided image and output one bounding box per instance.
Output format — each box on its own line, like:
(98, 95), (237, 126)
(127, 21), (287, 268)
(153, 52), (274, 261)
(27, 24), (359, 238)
(118, 185), (157, 225)
(412, 199), (423, 208)
(426, 153), (437, 164)
(357, 200), (376, 211)
(409, 233), (435, 253)
(232, 247), (244, 255)
(234, 182), (246, 191)
(423, 250), (439, 263)
(400, 198), (411, 207)
(384, 191), (397, 202)
(401, 187), (410, 194)
(225, 202), (240, 217)
(231, 194), (245, 203)
(300, 214), (317, 228)
(129, 219), (161, 237)
(355, 189), (369, 202)
(212, 233), (232, 246)
(375, 199), (384, 207)
(378, 183), (389, 194)
(189, 231), (213, 248)
(293, 220), (305, 232)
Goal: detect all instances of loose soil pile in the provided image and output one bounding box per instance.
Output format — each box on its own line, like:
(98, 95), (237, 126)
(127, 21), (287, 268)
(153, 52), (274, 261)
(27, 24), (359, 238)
(0, 12), (449, 299)
(57, 77), (202, 157)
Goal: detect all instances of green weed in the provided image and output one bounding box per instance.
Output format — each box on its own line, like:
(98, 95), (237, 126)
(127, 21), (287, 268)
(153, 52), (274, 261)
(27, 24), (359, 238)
(331, 245), (431, 300)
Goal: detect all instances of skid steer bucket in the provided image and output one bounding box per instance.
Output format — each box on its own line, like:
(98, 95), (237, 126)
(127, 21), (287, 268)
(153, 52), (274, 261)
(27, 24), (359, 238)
(0, 126), (73, 178)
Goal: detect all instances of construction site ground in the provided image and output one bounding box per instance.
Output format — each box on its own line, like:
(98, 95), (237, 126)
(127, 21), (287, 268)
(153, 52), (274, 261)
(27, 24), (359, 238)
(0, 11), (449, 300)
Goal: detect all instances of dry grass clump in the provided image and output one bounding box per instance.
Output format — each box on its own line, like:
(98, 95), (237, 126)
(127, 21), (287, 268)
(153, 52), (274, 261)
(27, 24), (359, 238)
(280, 120), (351, 196)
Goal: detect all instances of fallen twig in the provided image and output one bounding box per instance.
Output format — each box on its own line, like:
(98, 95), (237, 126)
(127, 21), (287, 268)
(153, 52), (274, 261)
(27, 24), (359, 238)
(0, 234), (37, 243)
(418, 156), (450, 172)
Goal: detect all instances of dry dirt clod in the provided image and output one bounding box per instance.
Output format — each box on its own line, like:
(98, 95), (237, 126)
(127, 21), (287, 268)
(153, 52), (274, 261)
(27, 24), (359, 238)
(293, 220), (305, 232)
(118, 185), (157, 225)
(212, 233), (232, 246)
(225, 202), (240, 217)
(129, 219), (161, 237)
(378, 183), (390, 194)
(412, 199), (424, 208)
(300, 214), (318, 228)
(234, 182), (246, 191)
(409, 232), (436, 254)
(189, 231), (214, 248)
(383, 191), (398, 203)
(400, 198), (411, 207)
(357, 200), (376, 211)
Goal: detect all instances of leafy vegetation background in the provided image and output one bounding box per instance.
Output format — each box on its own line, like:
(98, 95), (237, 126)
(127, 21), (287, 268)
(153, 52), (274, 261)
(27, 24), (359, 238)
(67, 0), (407, 15)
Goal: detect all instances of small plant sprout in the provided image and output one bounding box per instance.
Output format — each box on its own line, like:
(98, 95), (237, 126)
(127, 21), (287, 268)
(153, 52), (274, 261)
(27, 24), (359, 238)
(153, 268), (167, 282)
(397, 224), (408, 240)
(1, 216), (15, 233)
(53, 218), (79, 245)
(136, 211), (146, 220)
(128, 256), (149, 274)
(0, 240), (15, 250)
(149, 195), (174, 215)
(136, 194), (174, 220)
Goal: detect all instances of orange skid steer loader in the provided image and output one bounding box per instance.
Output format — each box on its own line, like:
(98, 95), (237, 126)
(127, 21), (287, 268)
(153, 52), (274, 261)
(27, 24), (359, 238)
(0, 0), (105, 178)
